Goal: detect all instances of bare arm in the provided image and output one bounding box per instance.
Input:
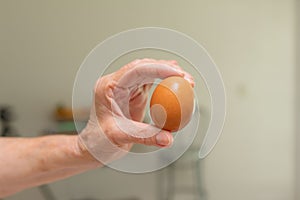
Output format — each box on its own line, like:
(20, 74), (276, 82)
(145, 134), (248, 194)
(0, 59), (194, 198)
(0, 135), (101, 198)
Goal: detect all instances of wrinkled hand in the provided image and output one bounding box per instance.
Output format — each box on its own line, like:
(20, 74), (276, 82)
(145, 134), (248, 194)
(78, 59), (194, 164)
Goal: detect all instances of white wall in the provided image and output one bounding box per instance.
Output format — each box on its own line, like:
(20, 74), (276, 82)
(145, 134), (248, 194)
(0, 1), (296, 200)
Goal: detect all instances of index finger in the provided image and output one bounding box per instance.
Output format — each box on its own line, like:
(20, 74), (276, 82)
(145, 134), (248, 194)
(116, 62), (184, 88)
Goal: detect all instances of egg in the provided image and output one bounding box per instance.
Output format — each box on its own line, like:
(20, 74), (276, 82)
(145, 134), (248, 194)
(150, 76), (194, 131)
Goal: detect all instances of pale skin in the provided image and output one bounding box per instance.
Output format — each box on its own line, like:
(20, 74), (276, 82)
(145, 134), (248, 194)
(0, 59), (194, 198)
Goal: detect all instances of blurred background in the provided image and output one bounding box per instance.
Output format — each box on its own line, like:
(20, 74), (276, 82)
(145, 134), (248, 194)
(0, 0), (299, 200)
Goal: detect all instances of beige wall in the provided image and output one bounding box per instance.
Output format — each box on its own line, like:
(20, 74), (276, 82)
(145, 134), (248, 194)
(0, 0), (296, 200)
(295, 0), (300, 199)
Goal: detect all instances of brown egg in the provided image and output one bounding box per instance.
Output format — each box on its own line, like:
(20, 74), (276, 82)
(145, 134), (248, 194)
(150, 76), (194, 131)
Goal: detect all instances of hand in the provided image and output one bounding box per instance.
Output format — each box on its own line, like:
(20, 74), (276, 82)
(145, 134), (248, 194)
(77, 59), (194, 164)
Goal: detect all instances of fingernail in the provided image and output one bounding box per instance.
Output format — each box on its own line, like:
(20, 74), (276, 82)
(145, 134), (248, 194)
(184, 76), (195, 86)
(156, 133), (170, 146)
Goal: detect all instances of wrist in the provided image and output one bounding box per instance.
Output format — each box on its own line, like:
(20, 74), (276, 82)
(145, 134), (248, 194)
(78, 122), (128, 165)
(73, 135), (102, 167)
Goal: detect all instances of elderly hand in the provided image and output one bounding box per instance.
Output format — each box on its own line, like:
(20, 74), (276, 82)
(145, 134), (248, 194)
(78, 59), (194, 164)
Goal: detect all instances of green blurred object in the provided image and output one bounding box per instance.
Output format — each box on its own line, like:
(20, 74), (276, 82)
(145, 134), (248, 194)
(50, 121), (87, 135)
(57, 121), (77, 133)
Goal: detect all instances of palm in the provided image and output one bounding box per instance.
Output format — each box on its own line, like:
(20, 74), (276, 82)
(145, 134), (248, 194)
(129, 84), (152, 122)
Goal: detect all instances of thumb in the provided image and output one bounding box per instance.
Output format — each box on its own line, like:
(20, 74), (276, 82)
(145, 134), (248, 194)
(113, 118), (174, 147)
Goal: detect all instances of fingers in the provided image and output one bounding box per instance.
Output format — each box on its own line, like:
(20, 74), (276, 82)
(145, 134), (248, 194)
(183, 73), (195, 87)
(131, 59), (194, 86)
(117, 63), (184, 88)
(132, 59), (184, 78)
(115, 59), (194, 88)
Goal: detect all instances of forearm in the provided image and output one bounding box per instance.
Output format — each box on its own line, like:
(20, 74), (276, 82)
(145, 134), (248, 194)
(0, 135), (101, 198)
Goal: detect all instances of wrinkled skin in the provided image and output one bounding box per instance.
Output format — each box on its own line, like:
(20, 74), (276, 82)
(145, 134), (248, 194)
(79, 59), (194, 164)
